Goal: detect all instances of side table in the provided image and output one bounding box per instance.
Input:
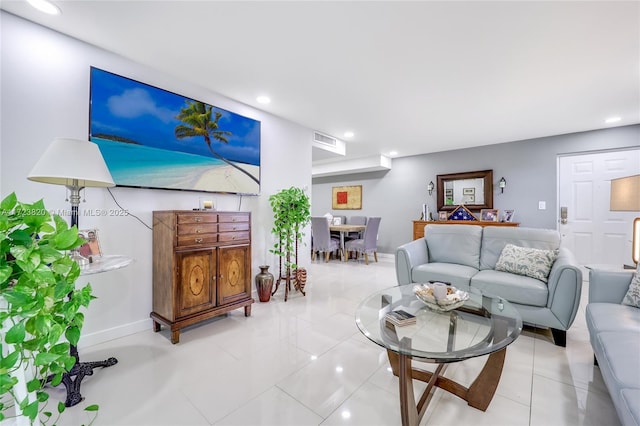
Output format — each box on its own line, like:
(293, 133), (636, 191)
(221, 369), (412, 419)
(60, 255), (133, 407)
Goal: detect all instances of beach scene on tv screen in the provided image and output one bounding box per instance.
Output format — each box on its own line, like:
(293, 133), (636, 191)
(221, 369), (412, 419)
(89, 67), (261, 194)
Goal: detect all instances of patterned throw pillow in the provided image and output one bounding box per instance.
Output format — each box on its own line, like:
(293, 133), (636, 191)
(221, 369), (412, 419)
(622, 264), (640, 308)
(495, 244), (559, 283)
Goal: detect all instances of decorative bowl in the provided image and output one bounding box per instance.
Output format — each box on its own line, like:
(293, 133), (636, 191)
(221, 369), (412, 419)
(413, 283), (469, 312)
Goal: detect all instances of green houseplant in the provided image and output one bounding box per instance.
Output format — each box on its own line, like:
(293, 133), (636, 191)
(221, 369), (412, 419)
(269, 187), (311, 288)
(0, 193), (97, 424)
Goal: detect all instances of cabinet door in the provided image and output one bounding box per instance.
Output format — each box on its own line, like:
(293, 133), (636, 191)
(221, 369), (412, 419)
(176, 250), (216, 318)
(217, 244), (250, 305)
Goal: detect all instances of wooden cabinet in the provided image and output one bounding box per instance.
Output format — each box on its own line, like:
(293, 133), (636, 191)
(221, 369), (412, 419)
(151, 210), (253, 343)
(413, 220), (520, 240)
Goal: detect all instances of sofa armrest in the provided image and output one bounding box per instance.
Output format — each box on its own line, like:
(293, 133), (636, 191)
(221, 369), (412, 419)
(395, 238), (429, 285)
(545, 247), (583, 329)
(588, 268), (634, 304)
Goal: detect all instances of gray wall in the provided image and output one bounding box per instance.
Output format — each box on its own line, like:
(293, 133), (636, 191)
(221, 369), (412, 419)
(312, 125), (640, 254)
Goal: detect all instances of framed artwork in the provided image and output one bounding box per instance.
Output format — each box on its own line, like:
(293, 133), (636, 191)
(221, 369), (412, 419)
(481, 209), (499, 222)
(89, 67), (261, 195)
(463, 188), (475, 195)
(438, 211), (449, 221)
(332, 217), (342, 225)
(332, 185), (362, 210)
(78, 229), (102, 257)
(503, 209), (515, 222)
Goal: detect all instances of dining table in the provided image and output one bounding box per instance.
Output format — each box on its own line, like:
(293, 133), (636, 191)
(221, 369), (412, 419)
(329, 223), (366, 261)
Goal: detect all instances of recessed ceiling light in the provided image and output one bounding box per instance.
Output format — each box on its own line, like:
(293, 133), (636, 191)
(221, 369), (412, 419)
(256, 96), (271, 104)
(344, 131), (354, 138)
(27, 0), (61, 15)
(605, 116), (621, 124)
(389, 151), (398, 156)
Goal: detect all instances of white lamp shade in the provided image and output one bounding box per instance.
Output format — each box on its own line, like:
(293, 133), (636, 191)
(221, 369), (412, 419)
(28, 138), (115, 187)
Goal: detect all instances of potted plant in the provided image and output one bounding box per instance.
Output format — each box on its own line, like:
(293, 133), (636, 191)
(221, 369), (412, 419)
(268, 187), (311, 300)
(0, 193), (98, 424)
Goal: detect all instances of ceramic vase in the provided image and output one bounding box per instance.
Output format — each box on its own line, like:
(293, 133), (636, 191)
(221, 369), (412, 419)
(255, 265), (274, 302)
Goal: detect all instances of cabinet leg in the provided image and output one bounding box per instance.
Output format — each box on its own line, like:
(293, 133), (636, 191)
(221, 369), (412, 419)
(244, 305), (252, 317)
(170, 330), (180, 344)
(153, 321), (161, 332)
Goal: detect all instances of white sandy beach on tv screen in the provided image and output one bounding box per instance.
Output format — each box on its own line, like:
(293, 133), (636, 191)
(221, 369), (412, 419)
(193, 163), (260, 193)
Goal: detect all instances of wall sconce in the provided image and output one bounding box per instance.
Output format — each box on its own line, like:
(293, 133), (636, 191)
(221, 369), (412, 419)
(427, 181), (434, 196)
(499, 177), (507, 193)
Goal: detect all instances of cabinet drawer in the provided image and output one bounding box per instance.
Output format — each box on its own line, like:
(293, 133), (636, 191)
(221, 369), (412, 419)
(218, 231), (249, 243)
(218, 213), (249, 223)
(218, 222), (249, 233)
(177, 214), (218, 225)
(177, 234), (218, 247)
(178, 223), (218, 236)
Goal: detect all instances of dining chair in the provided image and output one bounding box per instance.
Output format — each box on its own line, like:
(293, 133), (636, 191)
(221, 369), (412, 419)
(311, 217), (341, 262)
(346, 216), (367, 241)
(345, 217), (381, 265)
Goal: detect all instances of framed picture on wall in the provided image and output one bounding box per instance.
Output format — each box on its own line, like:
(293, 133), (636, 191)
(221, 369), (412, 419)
(463, 188), (475, 195)
(332, 185), (362, 210)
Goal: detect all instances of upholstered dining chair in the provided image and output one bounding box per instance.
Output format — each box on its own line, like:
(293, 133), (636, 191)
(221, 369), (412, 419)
(346, 216), (367, 241)
(311, 217), (341, 262)
(345, 217), (381, 265)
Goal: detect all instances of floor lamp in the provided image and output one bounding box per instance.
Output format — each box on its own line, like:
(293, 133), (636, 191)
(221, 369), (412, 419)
(27, 137), (116, 406)
(610, 174), (640, 268)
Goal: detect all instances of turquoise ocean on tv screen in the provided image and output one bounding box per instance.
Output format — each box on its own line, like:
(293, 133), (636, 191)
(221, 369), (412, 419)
(93, 138), (224, 190)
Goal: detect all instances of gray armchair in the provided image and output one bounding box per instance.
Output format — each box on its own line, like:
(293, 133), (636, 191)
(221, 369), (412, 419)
(311, 217), (340, 262)
(345, 217), (381, 264)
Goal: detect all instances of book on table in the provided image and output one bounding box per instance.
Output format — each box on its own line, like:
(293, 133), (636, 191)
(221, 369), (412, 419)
(385, 309), (416, 326)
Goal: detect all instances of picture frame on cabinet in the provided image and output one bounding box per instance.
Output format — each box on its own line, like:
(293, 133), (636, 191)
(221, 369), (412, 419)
(438, 211), (449, 221)
(481, 209), (499, 222)
(503, 209), (515, 222)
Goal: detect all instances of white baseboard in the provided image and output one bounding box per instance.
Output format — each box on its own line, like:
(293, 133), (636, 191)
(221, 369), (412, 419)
(77, 319), (151, 349)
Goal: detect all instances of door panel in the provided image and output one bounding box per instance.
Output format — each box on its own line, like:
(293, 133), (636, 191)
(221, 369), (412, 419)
(177, 250), (215, 317)
(559, 149), (640, 266)
(218, 245), (250, 305)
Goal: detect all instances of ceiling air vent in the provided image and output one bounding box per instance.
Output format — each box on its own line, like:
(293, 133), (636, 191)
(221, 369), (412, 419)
(312, 131), (345, 158)
(314, 131), (338, 147)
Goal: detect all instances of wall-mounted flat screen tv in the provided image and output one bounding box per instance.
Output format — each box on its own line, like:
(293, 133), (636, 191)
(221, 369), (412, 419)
(89, 67), (261, 195)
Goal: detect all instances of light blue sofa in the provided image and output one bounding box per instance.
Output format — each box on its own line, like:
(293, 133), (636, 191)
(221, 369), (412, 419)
(395, 224), (583, 346)
(586, 268), (639, 426)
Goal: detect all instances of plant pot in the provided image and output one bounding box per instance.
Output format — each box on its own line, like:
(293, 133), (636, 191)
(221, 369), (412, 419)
(255, 265), (274, 302)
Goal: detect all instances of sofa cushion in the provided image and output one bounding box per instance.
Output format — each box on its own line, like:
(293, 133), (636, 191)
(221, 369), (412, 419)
(494, 244), (558, 283)
(471, 269), (549, 307)
(425, 224), (482, 269)
(595, 331), (640, 390)
(585, 303), (640, 334)
(412, 262), (477, 288)
(619, 389), (640, 426)
(480, 226), (560, 270)
(621, 264), (640, 308)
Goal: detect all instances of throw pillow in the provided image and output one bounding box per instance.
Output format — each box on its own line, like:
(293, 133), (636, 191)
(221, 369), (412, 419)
(495, 244), (559, 283)
(621, 264), (640, 308)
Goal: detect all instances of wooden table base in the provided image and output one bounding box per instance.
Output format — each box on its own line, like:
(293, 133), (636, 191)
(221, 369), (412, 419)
(387, 347), (507, 426)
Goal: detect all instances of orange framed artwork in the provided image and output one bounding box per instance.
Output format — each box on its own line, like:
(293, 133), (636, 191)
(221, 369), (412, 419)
(332, 185), (362, 210)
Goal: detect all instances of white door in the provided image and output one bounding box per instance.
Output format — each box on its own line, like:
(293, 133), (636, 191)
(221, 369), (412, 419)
(558, 149), (640, 266)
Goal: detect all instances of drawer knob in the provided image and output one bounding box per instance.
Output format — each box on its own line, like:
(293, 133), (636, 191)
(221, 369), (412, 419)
(196, 228), (202, 233)
(195, 238), (203, 243)
(195, 217), (202, 223)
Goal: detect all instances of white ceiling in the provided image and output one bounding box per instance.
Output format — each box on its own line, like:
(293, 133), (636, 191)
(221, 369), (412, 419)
(2, 1), (639, 171)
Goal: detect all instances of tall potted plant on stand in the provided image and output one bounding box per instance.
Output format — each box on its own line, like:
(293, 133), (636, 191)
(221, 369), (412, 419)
(268, 187), (311, 301)
(0, 193), (97, 425)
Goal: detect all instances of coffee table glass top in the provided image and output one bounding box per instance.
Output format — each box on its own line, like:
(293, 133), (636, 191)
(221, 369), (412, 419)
(355, 284), (522, 362)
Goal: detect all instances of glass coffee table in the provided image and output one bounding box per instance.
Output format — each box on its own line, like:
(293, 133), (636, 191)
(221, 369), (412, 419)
(355, 284), (522, 426)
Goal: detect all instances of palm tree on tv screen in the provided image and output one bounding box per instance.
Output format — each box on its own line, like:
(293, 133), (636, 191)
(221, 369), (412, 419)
(175, 100), (259, 184)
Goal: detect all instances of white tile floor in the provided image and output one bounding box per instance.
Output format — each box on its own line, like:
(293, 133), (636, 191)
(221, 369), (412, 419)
(45, 258), (619, 426)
